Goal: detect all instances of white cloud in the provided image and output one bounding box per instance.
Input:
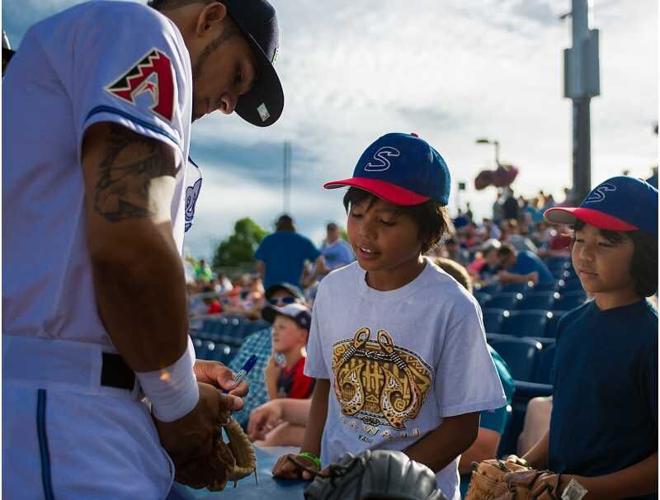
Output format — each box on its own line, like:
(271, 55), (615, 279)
(5, 0), (657, 259)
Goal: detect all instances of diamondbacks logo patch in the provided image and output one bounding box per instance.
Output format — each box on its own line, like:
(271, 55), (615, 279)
(106, 49), (175, 121)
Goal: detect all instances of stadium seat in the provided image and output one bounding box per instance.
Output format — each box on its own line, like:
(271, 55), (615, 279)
(473, 292), (493, 308)
(557, 276), (582, 292)
(517, 292), (559, 311)
(500, 282), (533, 294)
(484, 292), (523, 310)
(545, 310), (566, 338)
(533, 342), (557, 385)
(486, 336), (543, 382)
(501, 310), (553, 338)
(553, 291), (588, 311)
(476, 283), (502, 295)
(482, 308), (508, 333)
(532, 280), (560, 292)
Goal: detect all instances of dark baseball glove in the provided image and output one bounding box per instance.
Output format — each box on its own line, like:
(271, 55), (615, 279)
(302, 449), (447, 500)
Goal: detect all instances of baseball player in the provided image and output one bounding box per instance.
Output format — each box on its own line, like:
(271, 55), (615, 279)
(3, 0), (283, 498)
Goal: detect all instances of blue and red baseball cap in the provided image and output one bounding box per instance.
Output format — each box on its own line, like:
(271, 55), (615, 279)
(324, 133), (451, 206)
(544, 176), (658, 237)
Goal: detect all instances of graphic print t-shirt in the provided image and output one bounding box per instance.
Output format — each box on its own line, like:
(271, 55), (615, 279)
(305, 259), (505, 500)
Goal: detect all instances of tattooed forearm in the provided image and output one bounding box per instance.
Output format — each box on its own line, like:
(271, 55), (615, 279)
(94, 124), (179, 222)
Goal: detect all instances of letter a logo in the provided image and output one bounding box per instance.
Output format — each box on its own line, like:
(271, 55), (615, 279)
(106, 49), (175, 121)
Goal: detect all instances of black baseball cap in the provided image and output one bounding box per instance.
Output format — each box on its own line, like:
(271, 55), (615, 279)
(262, 303), (312, 330)
(220, 0), (284, 127)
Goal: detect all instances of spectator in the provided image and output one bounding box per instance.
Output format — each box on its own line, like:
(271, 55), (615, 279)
(502, 188), (520, 221)
(497, 243), (554, 285)
(195, 258), (213, 283)
(517, 396), (553, 456)
(228, 283), (306, 428)
(202, 285), (222, 315)
(259, 302), (314, 446)
(443, 237), (470, 266)
(222, 274), (265, 319)
(213, 272), (234, 294)
(319, 222), (354, 274)
(504, 219), (538, 253)
(255, 214), (326, 289)
(474, 240), (502, 285)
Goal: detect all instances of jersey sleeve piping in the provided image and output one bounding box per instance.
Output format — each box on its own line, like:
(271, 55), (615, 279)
(85, 105), (182, 153)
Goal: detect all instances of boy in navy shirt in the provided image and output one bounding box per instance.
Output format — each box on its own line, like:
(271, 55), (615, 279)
(517, 176), (657, 499)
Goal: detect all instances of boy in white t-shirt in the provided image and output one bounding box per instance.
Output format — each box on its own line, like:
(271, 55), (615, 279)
(272, 132), (505, 500)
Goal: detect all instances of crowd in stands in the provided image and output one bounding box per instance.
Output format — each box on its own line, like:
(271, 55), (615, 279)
(184, 180), (656, 498)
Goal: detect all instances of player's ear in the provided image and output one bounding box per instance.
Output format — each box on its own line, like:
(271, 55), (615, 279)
(194, 2), (228, 37)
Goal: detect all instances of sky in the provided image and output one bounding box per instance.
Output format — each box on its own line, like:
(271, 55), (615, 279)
(3, 0), (657, 259)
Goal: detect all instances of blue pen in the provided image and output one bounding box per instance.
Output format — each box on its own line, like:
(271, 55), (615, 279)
(223, 354), (257, 393)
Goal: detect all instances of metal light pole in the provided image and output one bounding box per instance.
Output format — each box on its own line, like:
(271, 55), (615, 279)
(476, 138), (501, 167)
(562, 0), (600, 205)
(282, 141), (291, 214)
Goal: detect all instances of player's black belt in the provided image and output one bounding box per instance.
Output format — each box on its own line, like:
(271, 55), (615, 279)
(100, 352), (136, 390)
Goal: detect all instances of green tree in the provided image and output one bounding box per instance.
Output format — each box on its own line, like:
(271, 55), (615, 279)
(212, 218), (269, 268)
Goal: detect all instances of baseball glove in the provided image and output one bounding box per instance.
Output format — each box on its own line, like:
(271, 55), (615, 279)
(207, 418), (257, 491)
(302, 449), (447, 500)
(465, 459), (561, 500)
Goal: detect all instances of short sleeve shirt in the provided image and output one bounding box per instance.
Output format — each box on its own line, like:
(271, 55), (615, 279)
(550, 300), (657, 493)
(511, 251), (554, 285)
(3, 1), (193, 345)
(305, 259), (506, 500)
(255, 232), (321, 289)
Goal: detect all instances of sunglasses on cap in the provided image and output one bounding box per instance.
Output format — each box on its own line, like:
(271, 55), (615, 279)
(268, 296), (298, 306)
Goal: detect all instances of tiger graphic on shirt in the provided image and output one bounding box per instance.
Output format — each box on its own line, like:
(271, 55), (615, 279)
(332, 327), (432, 429)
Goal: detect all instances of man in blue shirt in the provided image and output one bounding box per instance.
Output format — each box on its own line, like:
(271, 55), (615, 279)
(319, 222), (354, 274)
(496, 243), (554, 285)
(255, 214), (325, 290)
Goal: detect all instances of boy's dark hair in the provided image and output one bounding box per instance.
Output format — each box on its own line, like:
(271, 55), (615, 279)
(573, 220), (658, 297)
(342, 188), (451, 254)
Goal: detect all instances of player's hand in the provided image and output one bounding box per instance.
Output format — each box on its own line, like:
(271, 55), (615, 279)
(272, 453), (319, 480)
(155, 382), (237, 467)
(193, 359), (248, 403)
(247, 400), (283, 441)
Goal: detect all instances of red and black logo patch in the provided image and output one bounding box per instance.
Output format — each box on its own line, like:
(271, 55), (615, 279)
(105, 48), (175, 121)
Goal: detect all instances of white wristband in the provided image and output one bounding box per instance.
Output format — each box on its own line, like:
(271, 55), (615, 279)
(136, 339), (199, 422)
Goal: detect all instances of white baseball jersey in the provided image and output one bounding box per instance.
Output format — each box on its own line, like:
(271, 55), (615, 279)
(3, 1), (196, 346)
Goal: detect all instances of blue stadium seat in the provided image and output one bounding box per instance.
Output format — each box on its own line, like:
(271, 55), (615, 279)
(476, 283), (502, 295)
(545, 310), (566, 338)
(487, 336), (543, 382)
(557, 276), (582, 292)
(501, 310), (553, 338)
(484, 292), (523, 310)
(517, 292), (559, 311)
(553, 291), (588, 311)
(500, 282), (533, 294)
(473, 292), (493, 308)
(533, 342), (557, 385)
(482, 308), (508, 333)
(532, 280), (560, 292)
